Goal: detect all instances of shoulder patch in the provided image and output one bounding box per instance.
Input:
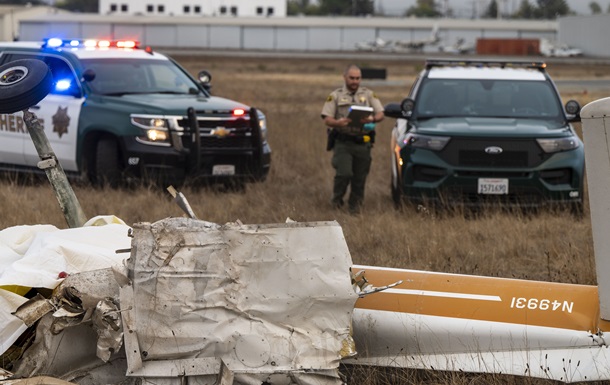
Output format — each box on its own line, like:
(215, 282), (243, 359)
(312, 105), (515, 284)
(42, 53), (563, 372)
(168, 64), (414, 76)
(372, 93), (379, 99)
(326, 94), (334, 102)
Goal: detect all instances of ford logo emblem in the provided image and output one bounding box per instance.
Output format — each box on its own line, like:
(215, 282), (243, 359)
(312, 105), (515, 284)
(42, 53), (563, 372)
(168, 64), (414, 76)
(485, 146), (503, 154)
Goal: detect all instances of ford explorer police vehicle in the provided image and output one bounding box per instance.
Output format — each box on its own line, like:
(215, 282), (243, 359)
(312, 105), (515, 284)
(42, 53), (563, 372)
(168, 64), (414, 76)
(384, 59), (583, 212)
(0, 38), (270, 187)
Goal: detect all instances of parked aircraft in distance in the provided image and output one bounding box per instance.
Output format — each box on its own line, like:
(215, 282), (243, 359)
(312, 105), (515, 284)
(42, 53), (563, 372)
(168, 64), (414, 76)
(392, 23), (440, 51)
(437, 37), (475, 54)
(355, 24), (440, 52)
(354, 36), (393, 52)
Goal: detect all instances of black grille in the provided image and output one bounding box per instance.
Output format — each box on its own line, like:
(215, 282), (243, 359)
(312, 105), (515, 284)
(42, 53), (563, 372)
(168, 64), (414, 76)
(413, 165), (446, 182)
(459, 149), (528, 167)
(540, 168), (572, 185)
(439, 137), (551, 168)
(201, 136), (252, 149)
(178, 113), (254, 151)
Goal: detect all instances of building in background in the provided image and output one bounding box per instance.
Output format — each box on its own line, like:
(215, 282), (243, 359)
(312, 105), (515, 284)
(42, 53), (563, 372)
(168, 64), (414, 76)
(0, 5), (68, 41)
(98, 0), (286, 17)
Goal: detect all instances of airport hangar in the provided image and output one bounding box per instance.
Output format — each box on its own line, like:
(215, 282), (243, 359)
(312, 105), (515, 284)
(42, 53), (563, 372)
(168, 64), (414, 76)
(12, 12), (610, 58)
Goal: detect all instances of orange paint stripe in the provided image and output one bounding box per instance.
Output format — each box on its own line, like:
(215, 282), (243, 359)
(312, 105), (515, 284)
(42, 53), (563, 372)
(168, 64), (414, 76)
(354, 266), (601, 332)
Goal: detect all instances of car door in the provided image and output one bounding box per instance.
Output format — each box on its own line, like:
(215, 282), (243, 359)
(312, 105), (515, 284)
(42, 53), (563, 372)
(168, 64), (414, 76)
(3, 53), (85, 172)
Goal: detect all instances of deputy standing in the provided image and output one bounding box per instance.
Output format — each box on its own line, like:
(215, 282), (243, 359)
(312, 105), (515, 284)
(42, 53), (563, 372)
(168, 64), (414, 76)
(321, 64), (384, 213)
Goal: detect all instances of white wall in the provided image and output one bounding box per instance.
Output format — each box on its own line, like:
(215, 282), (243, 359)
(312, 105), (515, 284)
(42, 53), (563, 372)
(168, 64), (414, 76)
(559, 14), (610, 57)
(99, 0), (286, 17)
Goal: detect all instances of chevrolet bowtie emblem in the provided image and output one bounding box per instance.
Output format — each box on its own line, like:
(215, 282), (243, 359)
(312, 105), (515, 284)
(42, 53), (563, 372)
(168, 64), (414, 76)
(211, 127), (229, 137)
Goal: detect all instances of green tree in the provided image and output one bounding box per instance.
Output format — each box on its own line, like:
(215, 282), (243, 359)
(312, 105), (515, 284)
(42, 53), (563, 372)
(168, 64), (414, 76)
(589, 1), (602, 13)
(287, 0), (322, 15)
(483, 0), (499, 18)
(318, 0), (374, 15)
(514, 0), (536, 18)
(55, 0), (98, 13)
(534, 0), (570, 19)
(405, 0), (441, 17)
(353, 0), (374, 15)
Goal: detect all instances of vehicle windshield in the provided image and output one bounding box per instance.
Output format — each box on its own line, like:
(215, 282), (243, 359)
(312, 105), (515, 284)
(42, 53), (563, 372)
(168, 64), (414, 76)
(80, 58), (205, 96)
(414, 78), (563, 120)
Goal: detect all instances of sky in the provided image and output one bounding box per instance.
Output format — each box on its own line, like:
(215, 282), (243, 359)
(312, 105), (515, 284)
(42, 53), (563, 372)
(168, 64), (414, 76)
(376, 0), (610, 18)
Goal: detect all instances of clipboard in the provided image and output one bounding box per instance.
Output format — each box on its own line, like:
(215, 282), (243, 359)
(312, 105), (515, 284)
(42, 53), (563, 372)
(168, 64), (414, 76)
(347, 105), (374, 125)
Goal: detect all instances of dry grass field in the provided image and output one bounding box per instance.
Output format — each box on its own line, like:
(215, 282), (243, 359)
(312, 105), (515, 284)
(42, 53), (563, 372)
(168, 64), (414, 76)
(2, 54), (610, 384)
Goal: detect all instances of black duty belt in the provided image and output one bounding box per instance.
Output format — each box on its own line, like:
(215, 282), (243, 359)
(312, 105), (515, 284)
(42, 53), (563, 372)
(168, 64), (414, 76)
(336, 132), (375, 144)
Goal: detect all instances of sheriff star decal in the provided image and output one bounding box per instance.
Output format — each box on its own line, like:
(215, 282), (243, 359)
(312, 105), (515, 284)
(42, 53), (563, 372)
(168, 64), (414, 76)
(52, 106), (70, 138)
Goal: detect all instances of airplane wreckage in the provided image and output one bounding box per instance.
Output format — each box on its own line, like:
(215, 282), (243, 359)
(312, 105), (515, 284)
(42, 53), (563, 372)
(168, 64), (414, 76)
(4, 59), (610, 384)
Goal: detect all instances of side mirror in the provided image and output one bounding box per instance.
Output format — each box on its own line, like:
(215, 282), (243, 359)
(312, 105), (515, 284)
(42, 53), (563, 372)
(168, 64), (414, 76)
(565, 99), (581, 122)
(81, 69), (95, 82)
(198, 70), (212, 92)
(384, 98), (414, 119)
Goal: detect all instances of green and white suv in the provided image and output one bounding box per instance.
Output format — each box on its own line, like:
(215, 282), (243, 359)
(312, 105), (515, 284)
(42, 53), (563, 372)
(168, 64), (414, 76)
(0, 38), (270, 187)
(384, 59), (583, 211)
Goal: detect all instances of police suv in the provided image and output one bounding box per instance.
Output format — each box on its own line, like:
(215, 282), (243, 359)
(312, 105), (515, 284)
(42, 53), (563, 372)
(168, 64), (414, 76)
(384, 59), (584, 212)
(0, 38), (270, 186)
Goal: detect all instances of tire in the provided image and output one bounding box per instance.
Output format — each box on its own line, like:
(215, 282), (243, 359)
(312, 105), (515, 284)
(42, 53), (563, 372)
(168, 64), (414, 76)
(0, 59), (53, 113)
(95, 138), (122, 188)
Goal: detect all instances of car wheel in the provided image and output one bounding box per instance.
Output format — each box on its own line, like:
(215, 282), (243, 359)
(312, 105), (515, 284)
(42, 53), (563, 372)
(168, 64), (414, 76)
(95, 137), (122, 188)
(391, 152), (402, 208)
(0, 59), (53, 113)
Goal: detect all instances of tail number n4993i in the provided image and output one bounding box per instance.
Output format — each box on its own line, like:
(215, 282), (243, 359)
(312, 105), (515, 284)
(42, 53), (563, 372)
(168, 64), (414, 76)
(510, 297), (574, 313)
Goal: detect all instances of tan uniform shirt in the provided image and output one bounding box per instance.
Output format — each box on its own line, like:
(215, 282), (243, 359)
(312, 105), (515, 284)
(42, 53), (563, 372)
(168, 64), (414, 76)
(321, 85), (384, 136)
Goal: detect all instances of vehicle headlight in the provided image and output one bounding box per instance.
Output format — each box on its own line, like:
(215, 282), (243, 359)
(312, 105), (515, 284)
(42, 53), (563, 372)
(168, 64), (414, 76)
(131, 116), (171, 145)
(536, 136), (580, 153)
(404, 132), (450, 151)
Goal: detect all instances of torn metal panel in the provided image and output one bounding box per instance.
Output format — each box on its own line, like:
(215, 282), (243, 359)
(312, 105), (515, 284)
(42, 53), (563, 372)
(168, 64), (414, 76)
(13, 294), (54, 327)
(10, 269), (125, 379)
(123, 218), (357, 382)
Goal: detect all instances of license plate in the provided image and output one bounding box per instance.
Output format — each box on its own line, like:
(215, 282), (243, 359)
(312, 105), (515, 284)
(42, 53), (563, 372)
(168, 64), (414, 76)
(212, 165), (235, 176)
(477, 178), (508, 195)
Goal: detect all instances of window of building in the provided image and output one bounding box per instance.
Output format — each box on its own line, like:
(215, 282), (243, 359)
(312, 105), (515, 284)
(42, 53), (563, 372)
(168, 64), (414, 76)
(219, 6), (227, 14)
(158, 4), (165, 12)
(121, 4), (128, 12)
(110, 3), (117, 12)
(230, 6), (237, 15)
(267, 7), (274, 16)
(194, 5), (201, 13)
(146, 4), (153, 12)
(184, 5), (190, 13)
(256, 7), (263, 15)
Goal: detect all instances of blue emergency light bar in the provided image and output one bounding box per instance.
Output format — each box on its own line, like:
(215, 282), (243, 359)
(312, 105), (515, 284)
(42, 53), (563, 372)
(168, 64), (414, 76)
(42, 38), (140, 50)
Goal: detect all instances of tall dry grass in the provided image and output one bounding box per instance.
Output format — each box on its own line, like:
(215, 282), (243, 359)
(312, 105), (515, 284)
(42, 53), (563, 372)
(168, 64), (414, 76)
(1, 55), (609, 384)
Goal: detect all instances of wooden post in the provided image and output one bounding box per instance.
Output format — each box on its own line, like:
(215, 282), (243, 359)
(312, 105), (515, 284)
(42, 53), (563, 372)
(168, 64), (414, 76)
(22, 109), (87, 228)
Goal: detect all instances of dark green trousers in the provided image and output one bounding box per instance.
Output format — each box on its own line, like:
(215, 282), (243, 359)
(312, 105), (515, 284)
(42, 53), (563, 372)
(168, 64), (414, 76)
(331, 140), (372, 210)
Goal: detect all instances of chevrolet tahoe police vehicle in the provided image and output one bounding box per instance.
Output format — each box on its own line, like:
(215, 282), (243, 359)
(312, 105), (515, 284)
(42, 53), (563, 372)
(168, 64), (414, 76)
(384, 59), (584, 212)
(0, 38), (270, 187)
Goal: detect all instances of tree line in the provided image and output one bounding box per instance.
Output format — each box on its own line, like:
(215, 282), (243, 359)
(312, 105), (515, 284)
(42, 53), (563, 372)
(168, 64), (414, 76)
(289, 0), (610, 19)
(2, 0), (609, 19)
